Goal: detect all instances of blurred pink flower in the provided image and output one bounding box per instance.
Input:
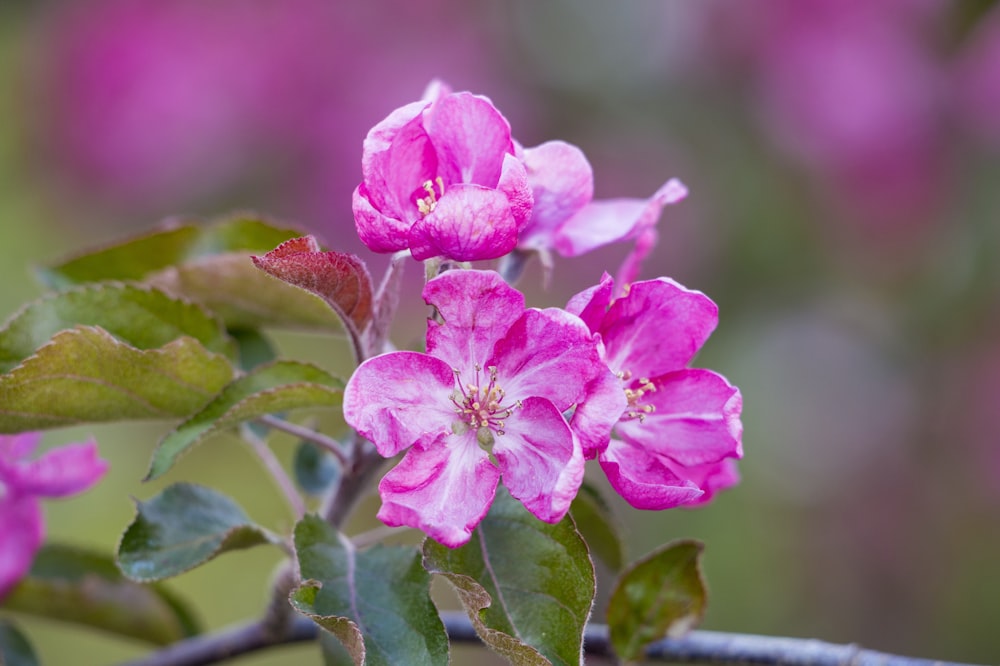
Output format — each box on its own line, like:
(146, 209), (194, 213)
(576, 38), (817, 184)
(37, 0), (510, 223)
(955, 5), (1000, 148)
(568, 273), (743, 509)
(703, 0), (949, 234)
(343, 270), (622, 547)
(0, 433), (108, 599)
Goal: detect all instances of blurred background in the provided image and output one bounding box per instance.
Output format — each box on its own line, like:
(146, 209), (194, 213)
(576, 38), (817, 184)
(1, 0), (999, 663)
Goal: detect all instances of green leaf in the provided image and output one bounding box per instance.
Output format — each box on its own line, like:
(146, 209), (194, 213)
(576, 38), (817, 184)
(570, 481), (625, 571)
(290, 515), (448, 666)
(37, 215), (305, 289)
(0, 620), (38, 666)
(2, 544), (200, 645)
(422, 485), (596, 666)
(0, 282), (233, 373)
(232, 328), (278, 373)
(147, 360), (343, 480)
(147, 252), (348, 332)
(606, 540), (707, 662)
(0, 326), (234, 432)
(118, 483), (273, 582)
(37, 216), (345, 332)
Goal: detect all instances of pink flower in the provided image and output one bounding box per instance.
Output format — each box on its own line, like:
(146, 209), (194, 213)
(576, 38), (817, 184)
(517, 139), (688, 282)
(352, 90), (533, 262)
(568, 274), (743, 509)
(343, 269), (623, 547)
(0, 433), (108, 599)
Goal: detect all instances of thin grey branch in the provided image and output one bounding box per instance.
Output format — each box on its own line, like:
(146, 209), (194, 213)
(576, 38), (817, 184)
(118, 611), (986, 666)
(254, 415), (349, 468)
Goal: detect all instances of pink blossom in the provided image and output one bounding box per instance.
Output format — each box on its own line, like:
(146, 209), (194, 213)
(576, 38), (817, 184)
(352, 90), (533, 262)
(343, 270), (623, 547)
(517, 140), (688, 282)
(0, 433), (108, 599)
(568, 274), (743, 509)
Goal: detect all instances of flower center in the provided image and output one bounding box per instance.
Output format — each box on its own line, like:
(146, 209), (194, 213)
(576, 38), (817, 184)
(619, 369), (657, 422)
(417, 177), (445, 216)
(451, 364), (521, 446)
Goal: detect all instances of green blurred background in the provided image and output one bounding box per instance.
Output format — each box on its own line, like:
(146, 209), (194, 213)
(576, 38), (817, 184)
(1, 1), (999, 663)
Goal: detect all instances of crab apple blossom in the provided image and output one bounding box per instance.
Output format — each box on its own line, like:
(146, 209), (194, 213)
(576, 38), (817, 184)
(352, 89), (533, 262)
(343, 269), (623, 547)
(516, 139), (688, 282)
(0, 433), (108, 599)
(568, 273), (743, 509)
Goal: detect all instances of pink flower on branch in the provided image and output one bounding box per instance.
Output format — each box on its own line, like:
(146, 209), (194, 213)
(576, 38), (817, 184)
(0, 433), (108, 598)
(343, 270), (623, 547)
(352, 90), (533, 262)
(517, 140), (688, 283)
(569, 274), (743, 509)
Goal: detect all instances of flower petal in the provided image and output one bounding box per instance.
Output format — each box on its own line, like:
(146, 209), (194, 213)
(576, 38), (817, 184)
(0, 433), (41, 462)
(424, 270), (524, 374)
(565, 272), (614, 334)
(343, 351), (457, 457)
(493, 396), (583, 524)
(0, 496), (43, 600)
(518, 140), (593, 250)
(616, 369), (743, 467)
(408, 185), (519, 262)
(598, 438), (704, 510)
(553, 178), (688, 258)
(13, 440), (108, 498)
(570, 364), (627, 459)
(497, 153), (533, 230)
(601, 277), (719, 378)
(424, 92), (512, 187)
(352, 184), (412, 254)
(376, 433), (499, 548)
(492, 308), (603, 411)
(680, 458), (741, 507)
(360, 100), (434, 216)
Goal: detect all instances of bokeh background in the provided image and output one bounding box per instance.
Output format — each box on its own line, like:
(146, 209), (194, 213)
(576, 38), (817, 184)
(2, 1), (999, 664)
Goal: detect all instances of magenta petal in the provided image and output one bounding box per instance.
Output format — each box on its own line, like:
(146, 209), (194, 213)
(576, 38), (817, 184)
(518, 140), (594, 250)
(493, 308), (600, 410)
(599, 438), (704, 510)
(0, 433), (41, 462)
(493, 397), (583, 523)
(424, 270), (525, 373)
(570, 365), (627, 459)
(408, 185), (519, 262)
(565, 272), (614, 334)
(0, 496), (43, 600)
(14, 440), (108, 498)
(601, 278), (719, 378)
(616, 369), (743, 467)
(361, 100), (432, 216)
(680, 459), (741, 507)
(553, 178), (688, 257)
(497, 153), (533, 230)
(424, 92), (512, 187)
(353, 185), (412, 254)
(377, 435), (499, 548)
(343, 351), (457, 457)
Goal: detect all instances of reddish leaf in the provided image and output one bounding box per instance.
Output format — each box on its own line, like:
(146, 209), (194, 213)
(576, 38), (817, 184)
(251, 237), (374, 335)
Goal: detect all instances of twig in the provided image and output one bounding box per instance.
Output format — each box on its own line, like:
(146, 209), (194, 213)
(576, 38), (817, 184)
(239, 425), (306, 519)
(118, 612), (986, 666)
(254, 415), (349, 468)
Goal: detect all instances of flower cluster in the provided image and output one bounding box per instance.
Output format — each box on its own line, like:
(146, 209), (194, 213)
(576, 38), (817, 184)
(344, 84), (743, 547)
(0, 433), (108, 599)
(353, 81), (686, 273)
